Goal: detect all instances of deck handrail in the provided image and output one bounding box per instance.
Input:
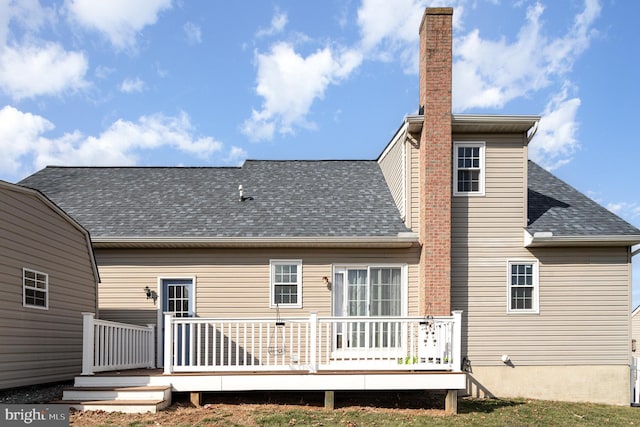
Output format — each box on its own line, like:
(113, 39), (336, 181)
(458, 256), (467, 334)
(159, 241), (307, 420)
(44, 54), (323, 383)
(81, 312), (155, 375)
(162, 311), (463, 374)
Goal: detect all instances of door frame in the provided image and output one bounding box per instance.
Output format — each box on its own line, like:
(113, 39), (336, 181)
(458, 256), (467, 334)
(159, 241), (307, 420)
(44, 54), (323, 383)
(156, 276), (197, 367)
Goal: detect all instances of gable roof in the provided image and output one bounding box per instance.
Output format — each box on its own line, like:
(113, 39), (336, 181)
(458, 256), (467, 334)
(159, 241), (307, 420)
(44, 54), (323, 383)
(527, 161), (640, 245)
(0, 180), (100, 284)
(18, 157), (640, 249)
(18, 161), (416, 248)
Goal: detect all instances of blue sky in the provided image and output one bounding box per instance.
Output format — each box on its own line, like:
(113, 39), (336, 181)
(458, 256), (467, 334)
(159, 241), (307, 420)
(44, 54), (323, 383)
(1, 0), (639, 306)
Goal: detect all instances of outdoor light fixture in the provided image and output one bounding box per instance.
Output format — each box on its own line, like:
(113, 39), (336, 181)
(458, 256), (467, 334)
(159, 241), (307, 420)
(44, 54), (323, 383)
(322, 276), (331, 289)
(144, 286), (158, 303)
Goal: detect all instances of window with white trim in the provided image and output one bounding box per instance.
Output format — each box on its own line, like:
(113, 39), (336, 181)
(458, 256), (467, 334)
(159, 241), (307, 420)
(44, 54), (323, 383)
(23, 268), (48, 309)
(454, 142), (485, 196)
(507, 261), (539, 313)
(270, 260), (302, 308)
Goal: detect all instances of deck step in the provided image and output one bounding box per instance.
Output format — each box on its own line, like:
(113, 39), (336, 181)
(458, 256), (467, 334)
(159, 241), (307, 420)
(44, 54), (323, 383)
(54, 399), (170, 414)
(59, 384), (172, 413)
(63, 385), (171, 401)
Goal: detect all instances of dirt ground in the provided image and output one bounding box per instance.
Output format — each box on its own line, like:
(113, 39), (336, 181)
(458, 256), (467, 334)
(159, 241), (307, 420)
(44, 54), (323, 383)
(0, 382), (448, 426)
(68, 390), (449, 426)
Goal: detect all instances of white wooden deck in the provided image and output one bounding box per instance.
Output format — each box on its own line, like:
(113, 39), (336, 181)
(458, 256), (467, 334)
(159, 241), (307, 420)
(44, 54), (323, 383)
(75, 312), (466, 413)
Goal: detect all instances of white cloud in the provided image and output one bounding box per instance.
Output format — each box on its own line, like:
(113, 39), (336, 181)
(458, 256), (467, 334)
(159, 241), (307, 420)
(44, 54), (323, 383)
(256, 10), (288, 38)
(606, 202), (640, 221)
(184, 22), (202, 45)
(0, 106), (224, 181)
(357, 0), (424, 52)
(529, 83), (581, 170)
(0, 105), (54, 176)
(242, 43), (362, 141)
(452, 1), (601, 111)
(65, 0), (172, 50)
(0, 42), (88, 100)
(0, 1), (88, 100)
(119, 77), (145, 93)
(226, 146), (248, 165)
(356, 0), (466, 72)
(0, 0), (54, 45)
(95, 65), (115, 79)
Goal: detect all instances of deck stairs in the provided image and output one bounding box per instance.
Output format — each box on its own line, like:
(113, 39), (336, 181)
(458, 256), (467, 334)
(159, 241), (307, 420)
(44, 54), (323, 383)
(58, 375), (172, 413)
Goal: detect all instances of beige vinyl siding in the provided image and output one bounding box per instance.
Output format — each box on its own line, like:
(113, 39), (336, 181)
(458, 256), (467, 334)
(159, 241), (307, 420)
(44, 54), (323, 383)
(378, 136), (406, 219)
(0, 186), (97, 389)
(95, 247), (421, 327)
(451, 134), (632, 366)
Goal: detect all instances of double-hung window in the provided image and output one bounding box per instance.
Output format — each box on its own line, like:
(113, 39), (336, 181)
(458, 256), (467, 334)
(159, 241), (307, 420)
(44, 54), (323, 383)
(270, 260), (302, 308)
(507, 260), (539, 313)
(454, 142), (485, 196)
(23, 268), (48, 309)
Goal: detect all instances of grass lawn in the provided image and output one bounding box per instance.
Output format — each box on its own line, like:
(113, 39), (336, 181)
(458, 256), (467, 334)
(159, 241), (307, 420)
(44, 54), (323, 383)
(68, 391), (639, 426)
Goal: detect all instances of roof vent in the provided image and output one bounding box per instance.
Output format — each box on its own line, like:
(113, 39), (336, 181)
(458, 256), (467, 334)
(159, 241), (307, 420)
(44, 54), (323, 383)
(239, 185), (253, 202)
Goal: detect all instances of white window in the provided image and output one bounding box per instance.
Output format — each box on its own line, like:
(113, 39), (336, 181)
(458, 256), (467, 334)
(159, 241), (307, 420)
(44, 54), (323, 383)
(507, 260), (539, 313)
(454, 142), (485, 196)
(23, 268), (48, 309)
(270, 260), (302, 308)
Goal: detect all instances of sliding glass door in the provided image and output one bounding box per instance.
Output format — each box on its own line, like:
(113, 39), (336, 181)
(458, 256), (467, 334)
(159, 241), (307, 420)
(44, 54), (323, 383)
(333, 266), (403, 350)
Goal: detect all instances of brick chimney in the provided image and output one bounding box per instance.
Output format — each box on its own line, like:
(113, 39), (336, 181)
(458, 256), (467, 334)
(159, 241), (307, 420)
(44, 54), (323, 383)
(418, 8), (453, 316)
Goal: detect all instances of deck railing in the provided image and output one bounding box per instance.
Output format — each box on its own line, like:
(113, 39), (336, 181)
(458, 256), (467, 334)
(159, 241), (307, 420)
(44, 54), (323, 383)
(81, 312), (155, 375)
(163, 311), (462, 374)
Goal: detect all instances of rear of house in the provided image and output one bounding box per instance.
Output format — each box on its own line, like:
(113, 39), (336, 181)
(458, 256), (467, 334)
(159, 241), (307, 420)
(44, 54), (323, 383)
(0, 181), (99, 389)
(16, 6), (640, 408)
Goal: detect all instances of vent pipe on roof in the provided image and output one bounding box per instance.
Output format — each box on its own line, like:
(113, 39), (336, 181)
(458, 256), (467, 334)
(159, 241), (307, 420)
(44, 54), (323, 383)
(239, 185), (253, 202)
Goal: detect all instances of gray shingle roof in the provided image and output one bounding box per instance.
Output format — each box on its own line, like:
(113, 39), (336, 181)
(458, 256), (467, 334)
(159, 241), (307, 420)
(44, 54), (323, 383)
(19, 159), (639, 241)
(18, 161), (411, 239)
(527, 160), (639, 236)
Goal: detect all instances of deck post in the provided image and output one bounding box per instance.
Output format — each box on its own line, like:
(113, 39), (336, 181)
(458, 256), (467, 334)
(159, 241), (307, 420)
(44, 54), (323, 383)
(324, 391), (335, 409)
(163, 313), (173, 375)
(451, 310), (463, 370)
(147, 324), (156, 368)
(309, 312), (318, 373)
(445, 389), (458, 414)
(190, 392), (203, 407)
(81, 312), (95, 376)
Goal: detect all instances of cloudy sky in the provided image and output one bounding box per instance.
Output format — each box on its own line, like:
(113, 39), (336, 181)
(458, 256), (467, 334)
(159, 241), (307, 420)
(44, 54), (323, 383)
(1, 0), (639, 305)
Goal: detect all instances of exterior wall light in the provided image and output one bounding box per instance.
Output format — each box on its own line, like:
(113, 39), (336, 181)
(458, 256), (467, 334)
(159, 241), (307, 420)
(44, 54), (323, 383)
(144, 286), (158, 303)
(322, 276), (331, 289)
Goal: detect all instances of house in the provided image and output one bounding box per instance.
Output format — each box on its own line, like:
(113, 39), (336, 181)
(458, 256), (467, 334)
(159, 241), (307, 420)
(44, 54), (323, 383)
(0, 180), (99, 390)
(18, 7), (640, 411)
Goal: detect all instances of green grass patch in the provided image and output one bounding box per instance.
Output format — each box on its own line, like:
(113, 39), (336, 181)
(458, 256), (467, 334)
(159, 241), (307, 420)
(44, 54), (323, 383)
(253, 398), (639, 427)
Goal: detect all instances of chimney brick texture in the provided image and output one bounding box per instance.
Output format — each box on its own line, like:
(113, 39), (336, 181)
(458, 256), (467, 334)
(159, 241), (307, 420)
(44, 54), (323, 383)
(418, 8), (453, 316)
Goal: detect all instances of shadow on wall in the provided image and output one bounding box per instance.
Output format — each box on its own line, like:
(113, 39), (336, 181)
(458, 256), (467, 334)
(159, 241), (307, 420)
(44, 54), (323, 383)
(451, 195), (469, 369)
(99, 309), (158, 326)
(466, 374), (496, 399)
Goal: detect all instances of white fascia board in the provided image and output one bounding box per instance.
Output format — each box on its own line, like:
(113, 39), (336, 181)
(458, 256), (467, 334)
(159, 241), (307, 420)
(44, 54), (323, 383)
(92, 234), (420, 249)
(524, 233), (640, 247)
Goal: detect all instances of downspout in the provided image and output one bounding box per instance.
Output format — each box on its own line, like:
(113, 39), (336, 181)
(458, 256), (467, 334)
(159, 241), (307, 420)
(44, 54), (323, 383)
(526, 120), (539, 143)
